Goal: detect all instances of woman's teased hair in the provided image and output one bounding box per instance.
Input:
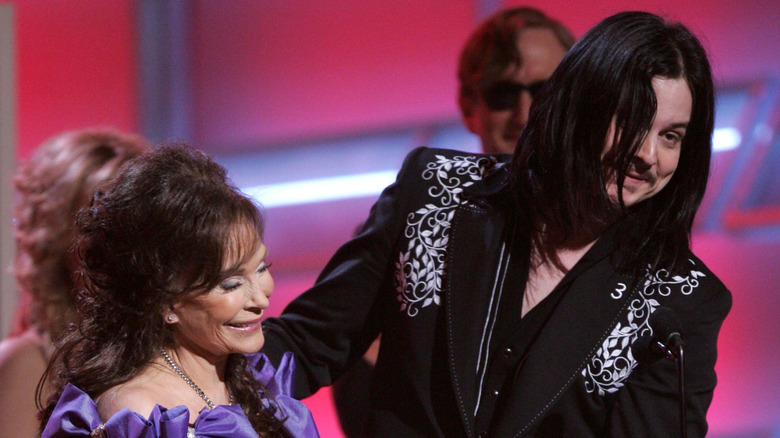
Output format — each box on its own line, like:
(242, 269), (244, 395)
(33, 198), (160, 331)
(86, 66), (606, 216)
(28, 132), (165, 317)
(12, 129), (150, 341)
(511, 11), (715, 273)
(39, 143), (288, 436)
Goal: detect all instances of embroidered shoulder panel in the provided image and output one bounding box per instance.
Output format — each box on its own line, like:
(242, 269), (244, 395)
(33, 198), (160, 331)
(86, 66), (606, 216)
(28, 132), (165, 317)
(393, 154), (498, 317)
(581, 259), (706, 395)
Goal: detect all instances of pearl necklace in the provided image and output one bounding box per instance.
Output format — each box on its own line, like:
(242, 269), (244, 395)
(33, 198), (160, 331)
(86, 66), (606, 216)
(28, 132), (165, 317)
(161, 349), (233, 409)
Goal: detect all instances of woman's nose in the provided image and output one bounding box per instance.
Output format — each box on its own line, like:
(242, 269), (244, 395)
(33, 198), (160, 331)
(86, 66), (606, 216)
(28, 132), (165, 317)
(248, 280), (272, 309)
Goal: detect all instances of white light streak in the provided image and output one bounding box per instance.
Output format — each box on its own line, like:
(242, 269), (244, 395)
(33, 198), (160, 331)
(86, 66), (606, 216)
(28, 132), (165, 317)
(243, 171), (397, 208)
(712, 127), (741, 152)
(245, 128), (742, 209)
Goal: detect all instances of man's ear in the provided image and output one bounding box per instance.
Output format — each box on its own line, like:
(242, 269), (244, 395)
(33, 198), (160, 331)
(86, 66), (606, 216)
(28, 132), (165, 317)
(459, 94), (479, 134)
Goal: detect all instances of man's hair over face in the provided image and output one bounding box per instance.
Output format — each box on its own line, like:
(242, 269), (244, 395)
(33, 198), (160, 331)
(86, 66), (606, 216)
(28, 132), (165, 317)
(511, 11), (715, 274)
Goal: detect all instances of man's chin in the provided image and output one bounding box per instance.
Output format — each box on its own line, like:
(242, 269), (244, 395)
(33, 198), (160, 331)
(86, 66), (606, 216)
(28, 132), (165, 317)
(481, 136), (518, 154)
(497, 138), (520, 154)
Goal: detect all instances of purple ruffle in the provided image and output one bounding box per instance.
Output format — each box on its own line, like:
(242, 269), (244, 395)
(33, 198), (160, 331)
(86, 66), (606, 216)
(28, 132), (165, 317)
(42, 352), (319, 438)
(246, 352), (320, 438)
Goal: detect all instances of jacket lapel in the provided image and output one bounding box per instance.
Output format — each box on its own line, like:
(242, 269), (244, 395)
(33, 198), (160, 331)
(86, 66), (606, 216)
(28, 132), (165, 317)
(443, 167), (515, 437)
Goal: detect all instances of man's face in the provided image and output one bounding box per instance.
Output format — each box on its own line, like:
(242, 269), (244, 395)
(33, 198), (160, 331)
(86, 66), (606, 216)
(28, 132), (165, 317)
(604, 77), (691, 208)
(462, 27), (568, 154)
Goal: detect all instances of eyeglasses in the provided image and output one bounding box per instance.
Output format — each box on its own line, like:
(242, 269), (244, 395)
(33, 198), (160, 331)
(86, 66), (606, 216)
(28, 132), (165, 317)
(481, 80), (546, 111)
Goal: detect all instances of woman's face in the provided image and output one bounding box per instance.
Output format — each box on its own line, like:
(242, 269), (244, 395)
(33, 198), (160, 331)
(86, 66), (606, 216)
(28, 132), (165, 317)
(170, 241), (273, 361)
(605, 76), (692, 207)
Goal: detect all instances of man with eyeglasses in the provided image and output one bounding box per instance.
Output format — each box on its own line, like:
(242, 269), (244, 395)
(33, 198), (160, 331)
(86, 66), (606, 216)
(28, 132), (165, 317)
(458, 7), (575, 154)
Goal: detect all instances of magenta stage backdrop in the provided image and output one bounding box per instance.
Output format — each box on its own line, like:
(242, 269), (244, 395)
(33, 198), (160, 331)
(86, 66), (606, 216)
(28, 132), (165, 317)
(6, 1), (780, 436)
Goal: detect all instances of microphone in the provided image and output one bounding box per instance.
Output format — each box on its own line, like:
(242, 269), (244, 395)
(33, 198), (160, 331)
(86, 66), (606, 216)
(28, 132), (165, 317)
(631, 335), (669, 364)
(630, 307), (684, 363)
(649, 306), (684, 353)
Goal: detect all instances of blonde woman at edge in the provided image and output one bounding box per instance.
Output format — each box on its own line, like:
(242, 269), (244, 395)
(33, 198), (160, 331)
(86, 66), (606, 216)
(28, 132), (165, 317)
(0, 129), (150, 437)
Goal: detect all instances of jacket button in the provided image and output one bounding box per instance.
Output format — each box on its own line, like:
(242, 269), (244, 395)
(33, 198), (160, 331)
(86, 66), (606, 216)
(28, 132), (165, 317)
(503, 347), (513, 357)
(491, 389), (500, 397)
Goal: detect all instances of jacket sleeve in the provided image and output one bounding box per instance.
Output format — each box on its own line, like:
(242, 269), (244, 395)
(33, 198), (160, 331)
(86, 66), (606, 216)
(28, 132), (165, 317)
(605, 270), (732, 437)
(261, 147), (428, 399)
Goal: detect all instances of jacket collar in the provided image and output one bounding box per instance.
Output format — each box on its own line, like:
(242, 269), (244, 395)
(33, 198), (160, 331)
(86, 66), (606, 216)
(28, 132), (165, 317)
(461, 158), (512, 202)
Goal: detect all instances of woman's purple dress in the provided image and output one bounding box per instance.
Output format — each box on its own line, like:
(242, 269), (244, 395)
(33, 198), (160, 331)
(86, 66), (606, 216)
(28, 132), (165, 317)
(42, 352), (320, 437)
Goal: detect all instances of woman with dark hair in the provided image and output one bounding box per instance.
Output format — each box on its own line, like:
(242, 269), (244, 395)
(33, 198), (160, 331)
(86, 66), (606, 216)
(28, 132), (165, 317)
(261, 11), (731, 437)
(0, 129), (150, 438)
(38, 144), (319, 437)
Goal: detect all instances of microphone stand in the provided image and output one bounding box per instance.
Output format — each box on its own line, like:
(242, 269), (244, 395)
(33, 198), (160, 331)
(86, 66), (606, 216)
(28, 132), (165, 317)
(653, 339), (687, 438)
(639, 307), (688, 438)
(676, 344), (687, 438)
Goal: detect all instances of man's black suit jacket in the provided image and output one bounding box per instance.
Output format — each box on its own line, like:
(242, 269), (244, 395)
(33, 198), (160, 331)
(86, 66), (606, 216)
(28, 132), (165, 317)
(262, 147), (731, 437)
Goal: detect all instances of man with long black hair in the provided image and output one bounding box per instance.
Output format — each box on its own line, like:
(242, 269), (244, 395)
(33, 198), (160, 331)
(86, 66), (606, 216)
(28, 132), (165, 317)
(264, 11), (731, 437)
(331, 8), (575, 436)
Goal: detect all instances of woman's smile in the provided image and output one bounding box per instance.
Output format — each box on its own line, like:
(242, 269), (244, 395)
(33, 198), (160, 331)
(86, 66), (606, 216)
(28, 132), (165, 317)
(225, 317), (264, 332)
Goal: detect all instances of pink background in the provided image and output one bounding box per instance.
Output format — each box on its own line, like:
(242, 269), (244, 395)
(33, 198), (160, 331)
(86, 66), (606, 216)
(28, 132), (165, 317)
(5, 1), (780, 436)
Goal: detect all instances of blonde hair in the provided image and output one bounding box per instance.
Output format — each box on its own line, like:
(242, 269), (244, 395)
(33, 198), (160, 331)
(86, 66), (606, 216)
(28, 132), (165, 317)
(11, 129), (150, 340)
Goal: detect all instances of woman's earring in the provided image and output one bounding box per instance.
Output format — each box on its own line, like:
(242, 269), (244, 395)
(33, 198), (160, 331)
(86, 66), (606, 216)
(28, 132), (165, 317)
(166, 314), (175, 322)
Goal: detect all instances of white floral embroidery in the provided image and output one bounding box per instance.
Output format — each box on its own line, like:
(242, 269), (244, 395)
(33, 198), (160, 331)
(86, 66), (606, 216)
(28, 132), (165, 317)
(394, 154), (497, 317)
(582, 259), (706, 395)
